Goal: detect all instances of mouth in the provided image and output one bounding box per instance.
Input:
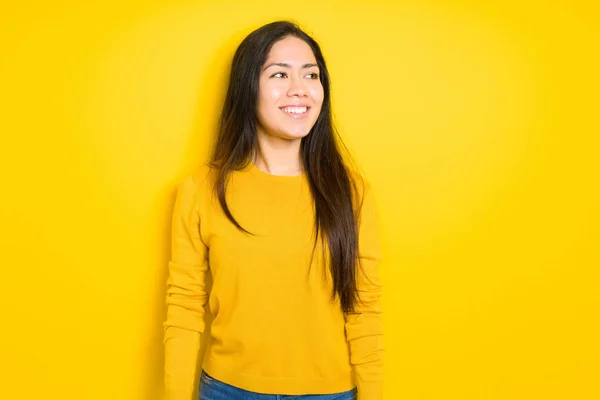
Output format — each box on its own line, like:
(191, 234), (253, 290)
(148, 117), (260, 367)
(279, 106), (310, 119)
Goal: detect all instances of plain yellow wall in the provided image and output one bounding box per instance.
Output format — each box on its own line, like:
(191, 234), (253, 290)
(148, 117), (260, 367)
(1, 1), (598, 399)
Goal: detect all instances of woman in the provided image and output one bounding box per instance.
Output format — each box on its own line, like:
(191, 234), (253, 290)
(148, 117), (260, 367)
(164, 21), (384, 400)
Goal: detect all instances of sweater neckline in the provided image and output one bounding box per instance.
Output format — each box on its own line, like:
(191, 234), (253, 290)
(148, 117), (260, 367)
(246, 161), (306, 183)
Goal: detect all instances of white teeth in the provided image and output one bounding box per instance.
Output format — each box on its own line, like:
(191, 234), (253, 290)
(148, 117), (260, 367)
(281, 106), (307, 114)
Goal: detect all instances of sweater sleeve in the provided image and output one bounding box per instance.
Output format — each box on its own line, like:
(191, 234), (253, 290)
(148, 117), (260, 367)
(345, 181), (385, 400)
(163, 175), (210, 400)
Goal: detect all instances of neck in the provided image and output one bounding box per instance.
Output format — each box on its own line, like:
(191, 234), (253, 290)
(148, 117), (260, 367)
(254, 132), (304, 176)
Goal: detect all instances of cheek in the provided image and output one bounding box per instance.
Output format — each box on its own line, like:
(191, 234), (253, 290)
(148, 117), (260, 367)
(257, 85), (284, 124)
(309, 85), (325, 108)
(260, 81), (285, 104)
(269, 88), (285, 102)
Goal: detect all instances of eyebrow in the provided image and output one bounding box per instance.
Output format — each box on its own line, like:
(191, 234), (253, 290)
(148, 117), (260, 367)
(262, 62), (318, 71)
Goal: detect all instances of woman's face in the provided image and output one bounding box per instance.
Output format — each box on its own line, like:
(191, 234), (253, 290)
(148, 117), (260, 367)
(256, 36), (324, 141)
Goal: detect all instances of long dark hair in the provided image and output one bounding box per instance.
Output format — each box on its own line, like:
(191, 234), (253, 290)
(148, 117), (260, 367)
(209, 20), (365, 313)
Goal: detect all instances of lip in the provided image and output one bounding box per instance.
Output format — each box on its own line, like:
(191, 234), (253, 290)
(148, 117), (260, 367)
(279, 105), (311, 119)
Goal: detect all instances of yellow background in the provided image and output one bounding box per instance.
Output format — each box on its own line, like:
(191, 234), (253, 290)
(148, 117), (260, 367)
(1, 1), (598, 399)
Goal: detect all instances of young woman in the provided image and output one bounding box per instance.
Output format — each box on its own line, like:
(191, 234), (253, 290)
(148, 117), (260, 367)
(164, 21), (384, 400)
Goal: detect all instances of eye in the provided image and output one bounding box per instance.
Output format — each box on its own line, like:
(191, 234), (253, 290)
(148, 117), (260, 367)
(306, 73), (320, 79)
(270, 72), (287, 78)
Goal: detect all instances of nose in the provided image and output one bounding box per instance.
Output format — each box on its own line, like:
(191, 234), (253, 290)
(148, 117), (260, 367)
(287, 76), (308, 97)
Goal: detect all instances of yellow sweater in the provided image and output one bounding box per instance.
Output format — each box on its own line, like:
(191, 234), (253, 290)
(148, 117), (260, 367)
(163, 163), (384, 400)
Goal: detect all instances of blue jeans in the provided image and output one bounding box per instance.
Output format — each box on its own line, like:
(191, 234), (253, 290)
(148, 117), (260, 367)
(199, 370), (357, 400)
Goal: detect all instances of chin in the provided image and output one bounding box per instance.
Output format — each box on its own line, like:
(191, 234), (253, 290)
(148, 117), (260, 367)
(260, 124), (315, 141)
(283, 130), (311, 140)
(271, 126), (310, 139)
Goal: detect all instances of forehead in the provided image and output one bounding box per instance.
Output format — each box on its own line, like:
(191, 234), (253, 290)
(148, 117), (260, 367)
(265, 36), (317, 64)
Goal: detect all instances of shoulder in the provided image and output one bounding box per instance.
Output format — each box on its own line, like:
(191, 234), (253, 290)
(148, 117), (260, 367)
(175, 164), (216, 205)
(191, 164), (215, 187)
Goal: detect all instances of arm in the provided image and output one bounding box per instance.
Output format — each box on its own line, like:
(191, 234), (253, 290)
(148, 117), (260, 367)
(345, 181), (385, 400)
(163, 176), (210, 400)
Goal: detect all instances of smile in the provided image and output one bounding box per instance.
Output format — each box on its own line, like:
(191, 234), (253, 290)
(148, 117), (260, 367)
(280, 106), (310, 119)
